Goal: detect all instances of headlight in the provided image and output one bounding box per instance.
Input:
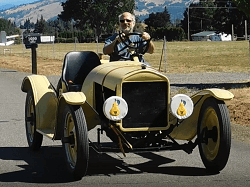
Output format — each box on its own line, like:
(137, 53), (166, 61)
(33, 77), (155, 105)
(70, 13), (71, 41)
(170, 94), (193, 119)
(103, 96), (128, 121)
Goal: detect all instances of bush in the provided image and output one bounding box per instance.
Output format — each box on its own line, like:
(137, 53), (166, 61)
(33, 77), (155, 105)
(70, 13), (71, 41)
(152, 27), (186, 41)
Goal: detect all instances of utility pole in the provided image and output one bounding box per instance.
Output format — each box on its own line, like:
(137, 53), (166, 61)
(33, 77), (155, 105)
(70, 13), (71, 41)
(188, 6), (190, 41)
(245, 20), (248, 40)
(232, 24), (234, 41)
(201, 19), (202, 31)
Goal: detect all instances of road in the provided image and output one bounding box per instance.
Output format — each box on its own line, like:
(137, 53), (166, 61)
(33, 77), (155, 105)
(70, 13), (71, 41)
(0, 68), (250, 187)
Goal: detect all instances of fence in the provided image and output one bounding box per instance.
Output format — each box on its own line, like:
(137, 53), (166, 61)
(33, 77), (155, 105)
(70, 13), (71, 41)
(0, 40), (249, 74)
(0, 42), (104, 60)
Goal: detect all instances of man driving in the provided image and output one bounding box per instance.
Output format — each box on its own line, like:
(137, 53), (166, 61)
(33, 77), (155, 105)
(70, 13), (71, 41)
(103, 12), (155, 63)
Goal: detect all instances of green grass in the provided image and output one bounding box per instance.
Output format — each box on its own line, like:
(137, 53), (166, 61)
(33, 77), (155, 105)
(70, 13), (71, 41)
(1, 40), (249, 74)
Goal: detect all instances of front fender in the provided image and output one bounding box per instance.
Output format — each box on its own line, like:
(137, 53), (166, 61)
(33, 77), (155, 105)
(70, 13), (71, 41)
(169, 88), (233, 141)
(21, 75), (58, 133)
(193, 88), (234, 100)
(60, 92), (86, 105)
(54, 92), (100, 140)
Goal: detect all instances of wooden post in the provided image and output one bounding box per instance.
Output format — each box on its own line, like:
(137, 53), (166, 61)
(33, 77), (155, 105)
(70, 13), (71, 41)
(245, 20), (248, 40)
(231, 24), (234, 41)
(95, 28), (99, 54)
(249, 41), (250, 73)
(74, 37), (77, 51)
(188, 7), (190, 41)
(53, 38), (55, 59)
(164, 36), (167, 73)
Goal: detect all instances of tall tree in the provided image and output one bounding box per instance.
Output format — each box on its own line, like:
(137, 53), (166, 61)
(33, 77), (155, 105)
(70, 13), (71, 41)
(34, 15), (47, 34)
(181, 2), (210, 36)
(213, 0), (249, 36)
(0, 18), (20, 35)
(233, 0), (250, 17)
(58, 0), (135, 37)
(144, 7), (171, 29)
(182, 0), (249, 37)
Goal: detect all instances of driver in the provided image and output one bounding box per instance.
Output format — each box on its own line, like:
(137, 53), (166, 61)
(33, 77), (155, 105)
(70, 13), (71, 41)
(103, 12), (155, 63)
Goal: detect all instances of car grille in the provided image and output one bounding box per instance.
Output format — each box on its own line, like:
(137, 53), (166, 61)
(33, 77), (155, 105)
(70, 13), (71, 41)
(122, 82), (168, 129)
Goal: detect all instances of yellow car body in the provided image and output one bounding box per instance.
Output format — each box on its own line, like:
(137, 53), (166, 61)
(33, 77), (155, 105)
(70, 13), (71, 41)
(21, 61), (233, 141)
(21, 49), (234, 179)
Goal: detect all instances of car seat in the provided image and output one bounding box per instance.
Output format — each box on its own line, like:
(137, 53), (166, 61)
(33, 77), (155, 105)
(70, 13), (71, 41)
(61, 51), (101, 92)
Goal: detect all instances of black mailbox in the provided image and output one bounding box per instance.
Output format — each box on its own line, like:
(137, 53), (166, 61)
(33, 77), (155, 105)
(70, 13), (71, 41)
(23, 33), (41, 74)
(23, 33), (41, 49)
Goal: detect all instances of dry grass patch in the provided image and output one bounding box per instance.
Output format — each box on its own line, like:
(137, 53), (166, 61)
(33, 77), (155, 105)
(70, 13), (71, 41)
(1, 40), (249, 74)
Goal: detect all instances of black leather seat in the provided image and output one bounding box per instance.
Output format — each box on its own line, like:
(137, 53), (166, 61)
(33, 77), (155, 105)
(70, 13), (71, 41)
(61, 51), (101, 91)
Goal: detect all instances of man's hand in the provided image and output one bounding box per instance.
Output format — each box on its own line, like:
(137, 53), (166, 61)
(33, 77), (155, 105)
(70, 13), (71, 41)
(115, 33), (126, 43)
(141, 32), (151, 41)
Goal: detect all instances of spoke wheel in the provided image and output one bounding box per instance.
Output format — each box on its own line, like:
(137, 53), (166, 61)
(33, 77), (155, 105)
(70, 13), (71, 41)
(62, 104), (89, 180)
(198, 97), (231, 172)
(25, 90), (43, 151)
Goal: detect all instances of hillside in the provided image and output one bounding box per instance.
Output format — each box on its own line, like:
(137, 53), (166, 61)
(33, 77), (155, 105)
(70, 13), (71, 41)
(0, 0), (65, 26)
(0, 0), (198, 26)
(136, 0), (198, 21)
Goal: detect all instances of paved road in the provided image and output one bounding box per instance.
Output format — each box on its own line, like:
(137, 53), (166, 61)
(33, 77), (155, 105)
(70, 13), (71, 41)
(0, 69), (250, 187)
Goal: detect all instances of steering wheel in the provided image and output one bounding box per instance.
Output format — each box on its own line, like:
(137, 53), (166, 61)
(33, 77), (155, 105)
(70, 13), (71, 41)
(118, 32), (151, 55)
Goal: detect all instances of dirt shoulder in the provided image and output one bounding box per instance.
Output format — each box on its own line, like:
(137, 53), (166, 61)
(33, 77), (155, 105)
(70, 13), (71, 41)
(0, 55), (62, 75)
(226, 88), (250, 145)
(1, 55), (250, 145)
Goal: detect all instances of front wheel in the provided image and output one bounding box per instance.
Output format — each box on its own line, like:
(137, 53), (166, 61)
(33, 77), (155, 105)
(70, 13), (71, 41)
(197, 97), (231, 172)
(25, 89), (43, 151)
(62, 104), (89, 180)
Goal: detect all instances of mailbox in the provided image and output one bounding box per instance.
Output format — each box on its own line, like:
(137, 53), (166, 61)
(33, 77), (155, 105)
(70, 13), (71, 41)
(23, 33), (41, 49)
(23, 33), (41, 74)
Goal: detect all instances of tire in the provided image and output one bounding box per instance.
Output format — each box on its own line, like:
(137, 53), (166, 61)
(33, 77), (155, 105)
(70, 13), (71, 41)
(25, 89), (43, 151)
(197, 97), (231, 172)
(62, 104), (89, 180)
(56, 78), (62, 97)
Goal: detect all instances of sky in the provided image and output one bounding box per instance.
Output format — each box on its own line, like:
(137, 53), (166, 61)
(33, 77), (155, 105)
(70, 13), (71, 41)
(0, 0), (37, 7)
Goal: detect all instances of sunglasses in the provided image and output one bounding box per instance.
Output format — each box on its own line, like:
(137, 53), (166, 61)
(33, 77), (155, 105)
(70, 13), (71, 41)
(120, 19), (132, 23)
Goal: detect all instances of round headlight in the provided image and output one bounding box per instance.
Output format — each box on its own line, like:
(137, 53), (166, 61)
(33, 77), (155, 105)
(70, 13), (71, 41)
(103, 96), (128, 121)
(170, 94), (193, 119)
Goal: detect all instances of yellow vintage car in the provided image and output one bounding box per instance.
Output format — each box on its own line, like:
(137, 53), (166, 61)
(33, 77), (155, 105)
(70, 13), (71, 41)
(21, 33), (233, 180)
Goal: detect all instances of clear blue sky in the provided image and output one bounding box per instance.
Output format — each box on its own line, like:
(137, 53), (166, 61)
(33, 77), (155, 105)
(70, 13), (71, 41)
(0, 0), (37, 6)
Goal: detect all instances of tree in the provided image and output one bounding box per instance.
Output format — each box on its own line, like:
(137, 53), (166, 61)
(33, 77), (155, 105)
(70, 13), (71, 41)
(213, 0), (249, 36)
(21, 19), (35, 33)
(34, 15), (47, 34)
(181, 2), (210, 37)
(58, 0), (135, 37)
(233, 0), (250, 17)
(0, 18), (20, 35)
(144, 7), (171, 29)
(181, 0), (249, 38)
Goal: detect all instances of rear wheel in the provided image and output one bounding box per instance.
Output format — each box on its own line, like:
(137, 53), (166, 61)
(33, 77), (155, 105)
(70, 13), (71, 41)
(62, 104), (89, 180)
(197, 97), (231, 172)
(25, 89), (43, 151)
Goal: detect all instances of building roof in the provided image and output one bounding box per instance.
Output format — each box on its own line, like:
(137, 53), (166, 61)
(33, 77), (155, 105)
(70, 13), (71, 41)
(191, 31), (216, 37)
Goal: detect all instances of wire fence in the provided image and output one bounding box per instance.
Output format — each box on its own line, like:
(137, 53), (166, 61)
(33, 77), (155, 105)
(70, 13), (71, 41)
(0, 40), (249, 74)
(0, 41), (104, 61)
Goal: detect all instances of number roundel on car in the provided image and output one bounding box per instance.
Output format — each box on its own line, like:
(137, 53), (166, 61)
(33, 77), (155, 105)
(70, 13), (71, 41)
(103, 96), (128, 121)
(170, 94), (193, 119)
